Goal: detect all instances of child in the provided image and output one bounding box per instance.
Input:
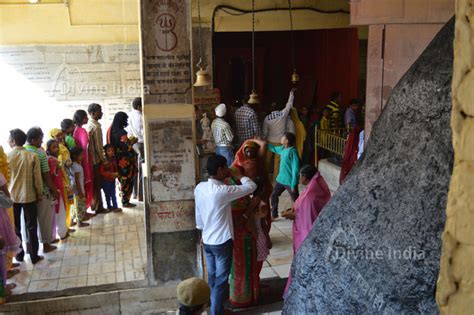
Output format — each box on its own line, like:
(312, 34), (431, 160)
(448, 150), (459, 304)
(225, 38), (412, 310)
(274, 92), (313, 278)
(46, 139), (68, 240)
(49, 128), (75, 234)
(60, 118), (76, 150)
(69, 147), (90, 228)
(255, 199), (270, 279)
(100, 144), (121, 212)
(320, 107), (331, 130)
(268, 132), (300, 219)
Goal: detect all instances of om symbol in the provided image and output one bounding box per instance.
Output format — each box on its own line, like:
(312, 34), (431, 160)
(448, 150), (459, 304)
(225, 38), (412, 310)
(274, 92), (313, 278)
(155, 13), (178, 52)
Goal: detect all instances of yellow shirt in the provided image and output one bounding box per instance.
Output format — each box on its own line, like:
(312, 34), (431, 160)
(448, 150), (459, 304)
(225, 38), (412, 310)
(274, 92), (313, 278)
(7, 147), (43, 203)
(320, 117), (330, 130)
(290, 108), (307, 158)
(0, 145), (10, 184)
(86, 119), (106, 165)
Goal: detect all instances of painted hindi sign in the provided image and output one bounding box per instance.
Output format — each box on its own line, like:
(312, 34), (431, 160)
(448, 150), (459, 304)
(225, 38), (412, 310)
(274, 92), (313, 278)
(149, 200), (195, 233)
(141, 0), (192, 104)
(148, 119), (195, 202)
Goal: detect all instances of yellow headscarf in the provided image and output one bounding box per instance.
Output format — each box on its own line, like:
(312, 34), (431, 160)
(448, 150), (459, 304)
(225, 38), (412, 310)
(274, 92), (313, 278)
(49, 128), (62, 139)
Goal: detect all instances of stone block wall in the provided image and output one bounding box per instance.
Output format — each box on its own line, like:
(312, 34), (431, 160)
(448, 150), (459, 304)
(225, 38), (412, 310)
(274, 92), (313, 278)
(0, 44), (140, 145)
(436, 1), (474, 312)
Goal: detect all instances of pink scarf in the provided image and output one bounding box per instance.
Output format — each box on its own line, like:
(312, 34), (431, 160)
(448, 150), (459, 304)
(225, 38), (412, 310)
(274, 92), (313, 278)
(292, 172), (331, 252)
(284, 172), (331, 297)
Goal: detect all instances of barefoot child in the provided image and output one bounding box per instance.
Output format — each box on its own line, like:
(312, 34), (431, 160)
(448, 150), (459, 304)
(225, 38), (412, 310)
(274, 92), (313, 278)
(268, 132), (300, 219)
(69, 147), (90, 228)
(100, 144), (121, 212)
(49, 128), (75, 234)
(46, 139), (68, 240)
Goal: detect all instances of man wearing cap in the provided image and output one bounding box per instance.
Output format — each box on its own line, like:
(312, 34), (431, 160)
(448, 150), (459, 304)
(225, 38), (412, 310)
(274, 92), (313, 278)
(211, 103), (235, 167)
(86, 103), (108, 214)
(177, 277), (211, 315)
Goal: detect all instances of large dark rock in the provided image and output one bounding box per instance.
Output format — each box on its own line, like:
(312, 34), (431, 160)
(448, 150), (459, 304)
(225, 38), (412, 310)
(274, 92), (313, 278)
(283, 19), (454, 314)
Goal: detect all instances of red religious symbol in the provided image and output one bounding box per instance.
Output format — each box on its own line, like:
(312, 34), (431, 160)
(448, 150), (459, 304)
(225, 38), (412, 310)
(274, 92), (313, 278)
(155, 13), (178, 52)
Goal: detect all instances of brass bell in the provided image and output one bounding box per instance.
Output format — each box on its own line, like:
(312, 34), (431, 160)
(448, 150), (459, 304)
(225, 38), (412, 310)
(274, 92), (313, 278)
(248, 90), (260, 104)
(291, 69), (299, 84)
(193, 66), (212, 87)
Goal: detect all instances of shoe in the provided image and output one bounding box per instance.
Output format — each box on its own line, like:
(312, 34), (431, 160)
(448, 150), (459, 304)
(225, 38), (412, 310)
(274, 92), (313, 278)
(272, 211), (279, 219)
(15, 251), (24, 262)
(31, 255), (44, 264)
(68, 228), (76, 233)
(122, 202), (136, 208)
(78, 221), (90, 228)
(43, 244), (57, 253)
(95, 208), (111, 214)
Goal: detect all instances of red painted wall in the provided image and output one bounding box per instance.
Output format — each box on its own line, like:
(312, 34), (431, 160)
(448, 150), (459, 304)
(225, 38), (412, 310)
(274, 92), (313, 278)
(213, 28), (359, 116)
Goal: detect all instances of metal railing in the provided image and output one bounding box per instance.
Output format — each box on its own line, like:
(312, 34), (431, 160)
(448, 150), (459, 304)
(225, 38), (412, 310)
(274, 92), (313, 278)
(314, 128), (349, 162)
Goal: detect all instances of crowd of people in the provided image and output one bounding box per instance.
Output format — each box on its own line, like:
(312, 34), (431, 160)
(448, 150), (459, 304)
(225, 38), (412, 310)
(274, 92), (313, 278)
(0, 97), (144, 298)
(193, 88), (362, 315)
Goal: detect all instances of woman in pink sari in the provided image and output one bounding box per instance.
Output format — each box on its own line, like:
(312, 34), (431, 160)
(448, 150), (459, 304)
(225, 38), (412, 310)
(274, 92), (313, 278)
(73, 110), (93, 209)
(283, 164), (331, 296)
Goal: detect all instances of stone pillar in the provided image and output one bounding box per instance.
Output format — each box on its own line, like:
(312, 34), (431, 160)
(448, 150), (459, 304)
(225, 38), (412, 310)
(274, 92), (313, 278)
(437, 2), (474, 312)
(140, 0), (202, 285)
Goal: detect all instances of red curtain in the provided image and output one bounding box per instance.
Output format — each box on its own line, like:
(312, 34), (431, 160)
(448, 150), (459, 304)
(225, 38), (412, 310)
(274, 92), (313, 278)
(214, 28), (360, 114)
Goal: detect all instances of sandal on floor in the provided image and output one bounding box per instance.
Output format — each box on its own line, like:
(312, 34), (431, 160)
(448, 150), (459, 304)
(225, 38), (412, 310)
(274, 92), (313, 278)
(6, 283), (16, 290)
(7, 269), (20, 279)
(78, 221), (90, 228)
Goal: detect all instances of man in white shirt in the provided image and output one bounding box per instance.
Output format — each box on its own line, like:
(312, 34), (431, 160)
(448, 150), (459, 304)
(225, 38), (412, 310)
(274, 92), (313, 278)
(194, 155), (256, 315)
(127, 97), (144, 201)
(262, 88), (295, 181)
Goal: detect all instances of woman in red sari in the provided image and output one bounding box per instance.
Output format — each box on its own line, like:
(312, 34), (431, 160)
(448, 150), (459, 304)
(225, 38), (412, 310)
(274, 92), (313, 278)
(73, 110), (93, 209)
(228, 140), (272, 307)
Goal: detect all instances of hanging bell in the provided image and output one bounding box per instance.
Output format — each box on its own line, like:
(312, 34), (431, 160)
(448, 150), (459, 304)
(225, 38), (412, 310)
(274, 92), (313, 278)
(193, 66), (212, 87)
(248, 90), (260, 104)
(291, 69), (300, 84)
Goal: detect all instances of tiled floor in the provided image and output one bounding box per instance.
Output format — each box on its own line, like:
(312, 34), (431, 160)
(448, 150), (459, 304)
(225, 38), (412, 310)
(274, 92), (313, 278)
(260, 191), (294, 281)
(6, 191), (295, 297)
(7, 204), (147, 295)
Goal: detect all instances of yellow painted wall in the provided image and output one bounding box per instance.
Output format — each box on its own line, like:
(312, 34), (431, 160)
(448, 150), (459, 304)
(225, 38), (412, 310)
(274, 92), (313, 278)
(0, 0), (140, 44)
(436, 0), (474, 312)
(0, 0), (356, 45)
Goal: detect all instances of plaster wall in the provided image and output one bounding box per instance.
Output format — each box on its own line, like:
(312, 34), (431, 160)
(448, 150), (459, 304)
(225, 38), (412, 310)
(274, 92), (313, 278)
(437, 1), (474, 312)
(0, 0), (353, 46)
(364, 24), (444, 139)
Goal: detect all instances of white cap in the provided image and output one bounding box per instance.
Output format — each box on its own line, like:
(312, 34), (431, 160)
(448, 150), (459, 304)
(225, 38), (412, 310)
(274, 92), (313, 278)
(215, 103), (227, 117)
